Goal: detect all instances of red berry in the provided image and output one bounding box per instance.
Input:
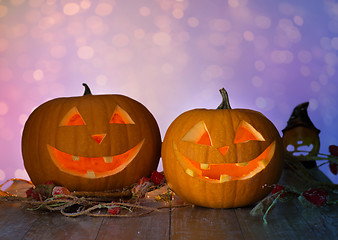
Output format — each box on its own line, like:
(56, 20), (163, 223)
(151, 171), (165, 185)
(329, 145), (338, 156)
(52, 186), (70, 196)
(108, 207), (121, 215)
(26, 187), (42, 201)
(271, 184), (287, 199)
(302, 188), (328, 206)
(26, 187), (33, 198)
(108, 202), (121, 215)
(328, 145), (338, 175)
(329, 163), (337, 175)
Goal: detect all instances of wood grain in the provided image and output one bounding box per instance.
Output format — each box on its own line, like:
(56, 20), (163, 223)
(171, 206), (243, 240)
(235, 202), (319, 240)
(0, 168), (336, 240)
(23, 213), (103, 240)
(298, 205), (338, 240)
(97, 210), (170, 240)
(0, 203), (39, 240)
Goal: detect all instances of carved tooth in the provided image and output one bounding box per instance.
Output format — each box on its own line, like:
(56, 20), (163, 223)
(185, 168), (194, 177)
(72, 156), (79, 161)
(200, 163), (209, 170)
(236, 162), (248, 167)
(220, 174), (230, 183)
(86, 171), (96, 178)
(104, 156), (113, 163)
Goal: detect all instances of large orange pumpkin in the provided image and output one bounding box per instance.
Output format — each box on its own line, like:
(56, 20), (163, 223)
(22, 84), (161, 191)
(162, 89), (284, 208)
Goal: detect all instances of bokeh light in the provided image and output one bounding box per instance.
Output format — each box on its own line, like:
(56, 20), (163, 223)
(0, 0), (337, 183)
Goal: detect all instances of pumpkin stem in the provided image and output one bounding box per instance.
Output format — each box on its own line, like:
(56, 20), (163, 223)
(82, 83), (92, 95)
(217, 88), (231, 109)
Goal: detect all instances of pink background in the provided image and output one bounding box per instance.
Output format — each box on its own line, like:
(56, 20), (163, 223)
(0, 0), (337, 183)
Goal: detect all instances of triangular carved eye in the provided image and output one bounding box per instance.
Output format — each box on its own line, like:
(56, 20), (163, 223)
(182, 121), (212, 146)
(234, 121), (265, 144)
(60, 107), (86, 126)
(110, 105), (135, 124)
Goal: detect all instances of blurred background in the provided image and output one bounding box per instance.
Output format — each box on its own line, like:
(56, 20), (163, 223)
(0, 0), (337, 183)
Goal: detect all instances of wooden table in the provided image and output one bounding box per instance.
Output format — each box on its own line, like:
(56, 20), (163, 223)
(0, 169), (337, 240)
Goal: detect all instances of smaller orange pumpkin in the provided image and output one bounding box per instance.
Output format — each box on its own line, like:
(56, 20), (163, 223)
(162, 88), (284, 208)
(22, 84), (162, 191)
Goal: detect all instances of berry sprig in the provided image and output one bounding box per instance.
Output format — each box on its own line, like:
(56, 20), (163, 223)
(329, 145), (338, 175)
(131, 171), (165, 199)
(251, 184), (337, 224)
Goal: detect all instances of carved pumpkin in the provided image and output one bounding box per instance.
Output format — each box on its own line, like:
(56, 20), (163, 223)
(22, 84), (161, 191)
(282, 102), (320, 168)
(162, 89), (284, 208)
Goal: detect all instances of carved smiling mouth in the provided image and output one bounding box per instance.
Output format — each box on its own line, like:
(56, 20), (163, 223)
(174, 141), (276, 183)
(47, 139), (144, 178)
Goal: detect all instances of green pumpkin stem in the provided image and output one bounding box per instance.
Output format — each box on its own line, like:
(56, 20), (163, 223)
(82, 83), (92, 95)
(217, 88), (231, 110)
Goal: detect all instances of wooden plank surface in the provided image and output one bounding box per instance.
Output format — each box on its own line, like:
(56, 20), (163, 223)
(235, 202), (338, 240)
(236, 203), (321, 240)
(97, 210), (170, 240)
(171, 206), (243, 240)
(23, 213), (103, 240)
(297, 204), (338, 240)
(0, 168), (337, 240)
(0, 203), (39, 240)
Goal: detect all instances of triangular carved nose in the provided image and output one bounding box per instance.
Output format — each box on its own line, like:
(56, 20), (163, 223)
(91, 134), (106, 144)
(218, 146), (229, 156)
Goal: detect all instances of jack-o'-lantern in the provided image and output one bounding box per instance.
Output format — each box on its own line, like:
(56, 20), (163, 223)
(22, 84), (161, 191)
(282, 102), (320, 168)
(162, 88), (284, 208)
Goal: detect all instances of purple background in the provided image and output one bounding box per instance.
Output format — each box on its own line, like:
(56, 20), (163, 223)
(0, 0), (337, 183)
